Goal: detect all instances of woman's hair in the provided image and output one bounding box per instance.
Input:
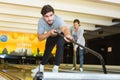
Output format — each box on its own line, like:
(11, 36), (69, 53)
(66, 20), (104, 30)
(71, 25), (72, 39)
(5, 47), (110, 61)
(73, 19), (80, 24)
(41, 5), (54, 16)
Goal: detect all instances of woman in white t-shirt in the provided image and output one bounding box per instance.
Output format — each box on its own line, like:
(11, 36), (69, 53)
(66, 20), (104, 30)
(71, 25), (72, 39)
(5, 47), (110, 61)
(71, 19), (85, 72)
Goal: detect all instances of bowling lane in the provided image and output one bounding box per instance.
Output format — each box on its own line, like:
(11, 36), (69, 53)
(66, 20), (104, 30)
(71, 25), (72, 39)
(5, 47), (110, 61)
(0, 64), (120, 80)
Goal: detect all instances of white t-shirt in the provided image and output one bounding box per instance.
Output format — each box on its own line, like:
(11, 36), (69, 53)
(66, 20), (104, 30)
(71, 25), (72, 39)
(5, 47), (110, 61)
(71, 27), (85, 49)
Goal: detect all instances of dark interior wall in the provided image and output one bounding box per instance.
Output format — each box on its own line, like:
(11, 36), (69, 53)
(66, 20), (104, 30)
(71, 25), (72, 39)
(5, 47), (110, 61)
(63, 43), (73, 64)
(85, 33), (120, 65)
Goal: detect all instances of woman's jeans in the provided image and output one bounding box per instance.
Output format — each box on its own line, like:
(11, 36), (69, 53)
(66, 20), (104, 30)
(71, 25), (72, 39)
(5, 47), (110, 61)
(73, 48), (84, 68)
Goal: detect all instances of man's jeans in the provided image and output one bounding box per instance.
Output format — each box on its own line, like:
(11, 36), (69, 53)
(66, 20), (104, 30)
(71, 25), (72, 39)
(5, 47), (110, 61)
(41, 35), (65, 66)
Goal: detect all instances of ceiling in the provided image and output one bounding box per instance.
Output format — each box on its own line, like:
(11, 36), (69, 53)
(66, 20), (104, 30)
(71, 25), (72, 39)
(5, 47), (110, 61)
(0, 0), (120, 40)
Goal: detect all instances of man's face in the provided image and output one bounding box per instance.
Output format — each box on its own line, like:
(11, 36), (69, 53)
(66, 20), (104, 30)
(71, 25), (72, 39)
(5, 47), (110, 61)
(43, 11), (55, 25)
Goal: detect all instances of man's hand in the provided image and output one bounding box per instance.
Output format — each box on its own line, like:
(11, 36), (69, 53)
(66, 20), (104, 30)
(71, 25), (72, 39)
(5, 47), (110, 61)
(49, 29), (58, 37)
(64, 35), (73, 42)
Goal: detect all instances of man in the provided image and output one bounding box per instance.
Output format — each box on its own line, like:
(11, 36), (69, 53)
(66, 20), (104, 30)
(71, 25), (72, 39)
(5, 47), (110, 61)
(31, 5), (72, 73)
(71, 19), (85, 72)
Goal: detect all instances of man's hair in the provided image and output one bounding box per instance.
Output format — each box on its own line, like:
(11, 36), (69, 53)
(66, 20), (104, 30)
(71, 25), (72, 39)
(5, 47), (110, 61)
(41, 5), (54, 16)
(73, 19), (80, 24)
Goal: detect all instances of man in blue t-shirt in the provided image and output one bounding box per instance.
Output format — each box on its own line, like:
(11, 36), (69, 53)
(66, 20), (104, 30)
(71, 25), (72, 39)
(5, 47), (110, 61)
(32, 5), (72, 73)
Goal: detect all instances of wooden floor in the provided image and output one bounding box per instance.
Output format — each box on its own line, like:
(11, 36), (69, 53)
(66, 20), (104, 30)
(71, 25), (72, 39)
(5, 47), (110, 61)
(0, 64), (120, 80)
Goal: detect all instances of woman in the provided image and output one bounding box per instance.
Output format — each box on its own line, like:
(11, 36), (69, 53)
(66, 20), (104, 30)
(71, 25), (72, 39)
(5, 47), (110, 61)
(71, 19), (85, 72)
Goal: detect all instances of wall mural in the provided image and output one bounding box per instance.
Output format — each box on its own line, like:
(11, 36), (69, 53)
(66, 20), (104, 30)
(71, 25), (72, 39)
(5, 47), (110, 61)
(0, 30), (56, 56)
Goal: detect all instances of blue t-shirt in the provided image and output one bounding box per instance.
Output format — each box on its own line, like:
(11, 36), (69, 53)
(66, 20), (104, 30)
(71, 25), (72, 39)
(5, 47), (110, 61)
(37, 15), (67, 34)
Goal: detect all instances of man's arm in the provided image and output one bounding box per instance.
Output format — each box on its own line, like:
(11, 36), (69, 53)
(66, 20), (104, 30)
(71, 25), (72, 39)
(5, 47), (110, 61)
(61, 26), (71, 36)
(37, 32), (50, 41)
(37, 29), (58, 41)
(61, 26), (73, 42)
